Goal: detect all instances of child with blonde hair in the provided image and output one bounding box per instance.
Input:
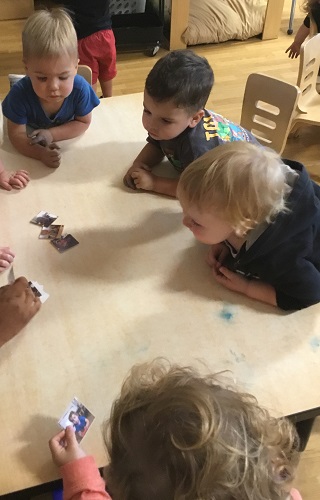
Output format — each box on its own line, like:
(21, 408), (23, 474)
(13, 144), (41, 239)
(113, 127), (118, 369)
(2, 8), (99, 168)
(49, 360), (302, 499)
(286, 0), (320, 58)
(177, 141), (320, 310)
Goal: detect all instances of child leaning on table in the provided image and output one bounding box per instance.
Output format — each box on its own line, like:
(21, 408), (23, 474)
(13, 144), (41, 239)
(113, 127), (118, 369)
(178, 141), (320, 311)
(2, 8), (100, 169)
(286, 0), (320, 59)
(49, 360), (302, 500)
(123, 49), (259, 198)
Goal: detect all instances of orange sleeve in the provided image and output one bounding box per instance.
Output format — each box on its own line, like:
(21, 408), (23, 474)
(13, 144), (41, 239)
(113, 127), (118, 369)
(61, 456), (112, 500)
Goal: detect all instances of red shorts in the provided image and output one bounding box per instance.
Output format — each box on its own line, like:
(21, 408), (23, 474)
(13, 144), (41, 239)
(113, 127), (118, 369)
(78, 29), (117, 84)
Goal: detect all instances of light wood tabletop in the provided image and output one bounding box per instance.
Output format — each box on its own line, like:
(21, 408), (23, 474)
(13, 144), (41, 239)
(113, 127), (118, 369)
(0, 93), (319, 495)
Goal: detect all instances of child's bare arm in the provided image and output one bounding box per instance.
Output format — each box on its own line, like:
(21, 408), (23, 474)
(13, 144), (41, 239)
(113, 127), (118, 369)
(30, 113), (92, 145)
(213, 266), (277, 307)
(7, 121), (61, 168)
(131, 170), (179, 197)
(285, 24), (310, 58)
(124, 142), (164, 189)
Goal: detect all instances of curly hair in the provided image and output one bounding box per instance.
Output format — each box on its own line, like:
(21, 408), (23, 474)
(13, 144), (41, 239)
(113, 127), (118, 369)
(177, 142), (290, 237)
(22, 8), (78, 60)
(145, 50), (214, 114)
(103, 360), (299, 500)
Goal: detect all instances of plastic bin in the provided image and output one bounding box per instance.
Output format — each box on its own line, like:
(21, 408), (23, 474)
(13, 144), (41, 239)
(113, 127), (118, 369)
(112, 12), (163, 51)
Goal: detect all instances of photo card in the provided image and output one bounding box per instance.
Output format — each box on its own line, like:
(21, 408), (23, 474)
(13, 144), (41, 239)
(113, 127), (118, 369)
(58, 397), (95, 443)
(50, 234), (79, 253)
(28, 280), (49, 304)
(30, 211), (58, 227)
(39, 224), (64, 240)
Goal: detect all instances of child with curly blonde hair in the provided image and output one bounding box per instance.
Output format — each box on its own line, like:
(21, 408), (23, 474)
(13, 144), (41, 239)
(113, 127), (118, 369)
(286, 0), (320, 58)
(178, 141), (320, 310)
(49, 360), (302, 500)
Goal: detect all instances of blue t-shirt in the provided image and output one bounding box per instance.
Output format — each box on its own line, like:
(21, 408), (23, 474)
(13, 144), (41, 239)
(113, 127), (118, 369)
(74, 415), (87, 433)
(2, 74), (100, 130)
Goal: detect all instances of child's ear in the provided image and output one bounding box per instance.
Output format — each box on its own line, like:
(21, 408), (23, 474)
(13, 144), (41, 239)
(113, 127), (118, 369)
(23, 59), (29, 75)
(189, 110), (205, 128)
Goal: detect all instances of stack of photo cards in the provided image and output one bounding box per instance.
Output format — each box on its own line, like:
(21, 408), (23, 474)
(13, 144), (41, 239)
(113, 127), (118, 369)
(58, 397), (95, 444)
(30, 210), (79, 253)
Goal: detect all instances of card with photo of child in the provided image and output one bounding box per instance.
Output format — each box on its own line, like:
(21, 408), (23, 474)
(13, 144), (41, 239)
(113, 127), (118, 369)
(51, 234), (79, 253)
(58, 397), (95, 443)
(30, 211), (58, 227)
(39, 224), (64, 240)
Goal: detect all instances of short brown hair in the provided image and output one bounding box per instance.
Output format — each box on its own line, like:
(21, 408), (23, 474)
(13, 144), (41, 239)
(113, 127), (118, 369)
(22, 8), (77, 60)
(103, 360), (299, 499)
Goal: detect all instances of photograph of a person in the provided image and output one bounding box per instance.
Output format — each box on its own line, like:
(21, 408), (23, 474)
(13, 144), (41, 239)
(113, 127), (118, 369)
(58, 397), (94, 443)
(39, 224), (64, 240)
(30, 211), (58, 227)
(51, 234), (79, 253)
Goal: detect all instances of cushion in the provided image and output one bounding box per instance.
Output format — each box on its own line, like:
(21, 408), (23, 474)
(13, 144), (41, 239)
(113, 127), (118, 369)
(182, 0), (268, 46)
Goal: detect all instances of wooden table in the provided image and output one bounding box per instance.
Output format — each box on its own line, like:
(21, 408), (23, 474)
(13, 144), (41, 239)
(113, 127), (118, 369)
(170, 0), (286, 49)
(0, 93), (319, 496)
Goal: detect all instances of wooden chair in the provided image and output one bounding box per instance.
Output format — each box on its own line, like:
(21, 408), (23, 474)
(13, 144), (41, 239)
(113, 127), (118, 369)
(77, 65), (92, 86)
(292, 33), (320, 130)
(240, 73), (301, 154)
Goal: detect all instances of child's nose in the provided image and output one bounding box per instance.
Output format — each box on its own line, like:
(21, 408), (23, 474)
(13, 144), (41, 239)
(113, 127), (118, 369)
(49, 78), (59, 91)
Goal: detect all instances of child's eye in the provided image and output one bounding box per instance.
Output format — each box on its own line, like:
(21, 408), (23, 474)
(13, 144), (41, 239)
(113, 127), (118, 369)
(143, 108), (151, 115)
(59, 76), (68, 81)
(162, 119), (172, 124)
(37, 77), (47, 82)
(191, 219), (201, 227)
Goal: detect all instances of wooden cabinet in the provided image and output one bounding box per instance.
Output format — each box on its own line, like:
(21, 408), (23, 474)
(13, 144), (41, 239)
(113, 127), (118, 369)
(0, 0), (34, 21)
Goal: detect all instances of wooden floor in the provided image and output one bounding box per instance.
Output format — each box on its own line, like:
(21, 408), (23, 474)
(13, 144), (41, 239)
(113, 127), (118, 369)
(0, 0), (319, 498)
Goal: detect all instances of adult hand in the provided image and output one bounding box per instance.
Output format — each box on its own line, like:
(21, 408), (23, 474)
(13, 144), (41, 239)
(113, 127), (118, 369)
(123, 162), (151, 190)
(0, 169), (30, 191)
(29, 129), (54, 147)
(0, 247), (15, 271)
(40, 143), (61, 168)
(0, 277), (41, 347)
(49, 426), (86, 467)
(285, 42), (301, 59)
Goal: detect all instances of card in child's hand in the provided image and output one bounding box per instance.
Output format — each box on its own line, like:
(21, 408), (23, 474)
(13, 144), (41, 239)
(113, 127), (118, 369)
(39, 224), (64, 240)
(28, 280), (49, 303)
(30, 211), (58, 227)
(58, 397), (95, 443)
(50, 234), (79, 253)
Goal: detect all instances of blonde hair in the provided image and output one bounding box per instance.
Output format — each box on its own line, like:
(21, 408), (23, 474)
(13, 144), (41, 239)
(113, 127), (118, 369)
(177, 142), (289, 236)
(103, 360), (299, 500)
(22, 8), (77, 60)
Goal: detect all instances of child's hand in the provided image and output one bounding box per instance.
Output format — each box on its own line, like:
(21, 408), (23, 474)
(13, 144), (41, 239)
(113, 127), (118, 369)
(131, 166), (155, 191)
(0, 169), (30, 191)
(0, 277), (41, 346)
(285, 42), (301, 59)
(49, 426), (86, 467)
(29, 129), (53, 147)
(0, 247), (15, 271)
(40, 143), (61, 168)
(123, 163), (151, 190)
(213, 266), (249, 295)
(206, 243), (229, 274)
